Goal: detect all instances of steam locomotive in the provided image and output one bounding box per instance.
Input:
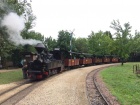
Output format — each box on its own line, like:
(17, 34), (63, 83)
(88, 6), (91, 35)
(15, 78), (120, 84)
(24, 43), (119, 80)
(25, 43), (63, 80)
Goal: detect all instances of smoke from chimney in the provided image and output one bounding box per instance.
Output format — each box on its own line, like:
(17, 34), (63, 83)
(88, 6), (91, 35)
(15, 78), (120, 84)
(1, 12), (41, 45)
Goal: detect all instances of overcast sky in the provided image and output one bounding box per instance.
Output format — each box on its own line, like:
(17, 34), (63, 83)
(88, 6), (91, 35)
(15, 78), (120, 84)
(31, 0), (140, 39)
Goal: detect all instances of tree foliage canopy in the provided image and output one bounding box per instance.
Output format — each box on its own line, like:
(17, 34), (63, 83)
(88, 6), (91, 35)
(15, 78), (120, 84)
(110, 20), (132, 65)
(0, 0), (44, 67)
(0, 1), (139, 67)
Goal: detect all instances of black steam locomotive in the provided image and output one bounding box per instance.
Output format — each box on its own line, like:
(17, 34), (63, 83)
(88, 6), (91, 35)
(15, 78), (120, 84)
(26, 43), (63, 80)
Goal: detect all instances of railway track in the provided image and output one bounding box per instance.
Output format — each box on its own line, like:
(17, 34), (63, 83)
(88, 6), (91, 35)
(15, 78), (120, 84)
(0, 73), (61, 105)
(0, 79), (47, 105)
(86, 65), (117, 105)
(0, 80), (34, 105)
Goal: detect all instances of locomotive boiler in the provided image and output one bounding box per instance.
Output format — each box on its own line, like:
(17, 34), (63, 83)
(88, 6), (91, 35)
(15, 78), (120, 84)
(27, 43), (63, 80)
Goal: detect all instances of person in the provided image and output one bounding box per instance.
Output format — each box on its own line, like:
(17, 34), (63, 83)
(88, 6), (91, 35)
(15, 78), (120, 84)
(20, 59), (24, 67)
(21, 59), (28, 79)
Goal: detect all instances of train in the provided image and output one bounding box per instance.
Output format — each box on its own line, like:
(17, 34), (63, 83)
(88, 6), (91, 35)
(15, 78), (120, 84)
(23, 43), (120, 80)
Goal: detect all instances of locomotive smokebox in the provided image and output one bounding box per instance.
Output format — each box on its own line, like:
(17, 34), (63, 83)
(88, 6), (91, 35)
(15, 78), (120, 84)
(35, 43), (45, 54)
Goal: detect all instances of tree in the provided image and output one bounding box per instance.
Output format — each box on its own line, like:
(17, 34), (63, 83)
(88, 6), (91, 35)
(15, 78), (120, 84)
(21, 31), (44, 52)
(57, 30), (72, 51)
(100, 34), (113, 55)
(75, 38), (89, 53)
(0, 30), (16, 67)
(110, 20), (132, 65)
(44, 36), (57, 51)
(129, 31), (140, 52)
(88, 31), (100, 55)
(88, 31), (113, 55)
(0, 0), (37, 67)
(104, 31), (113, 39)
(0, 0), (17, 67)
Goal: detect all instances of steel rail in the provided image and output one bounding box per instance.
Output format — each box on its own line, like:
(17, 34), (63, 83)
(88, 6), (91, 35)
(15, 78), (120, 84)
(93, 68), (111, 105)
(86, 65), (117, 105)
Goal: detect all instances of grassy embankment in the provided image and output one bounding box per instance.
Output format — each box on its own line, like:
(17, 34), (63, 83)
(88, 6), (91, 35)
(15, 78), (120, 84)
(100, 63), (140, 105)
(0, 69), (23, 85)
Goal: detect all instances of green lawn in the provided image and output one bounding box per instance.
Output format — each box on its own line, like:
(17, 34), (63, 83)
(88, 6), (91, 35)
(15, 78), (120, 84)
(0, 69), (23, 85)
(100, 63), (140, 105)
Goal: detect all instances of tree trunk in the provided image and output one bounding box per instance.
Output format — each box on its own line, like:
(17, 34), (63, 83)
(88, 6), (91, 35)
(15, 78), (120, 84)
(121, 58), (124, 66)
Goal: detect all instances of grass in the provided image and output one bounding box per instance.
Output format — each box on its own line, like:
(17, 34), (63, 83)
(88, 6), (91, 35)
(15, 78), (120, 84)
(100, 63), (140, 105)
(0, 69), (23, 85)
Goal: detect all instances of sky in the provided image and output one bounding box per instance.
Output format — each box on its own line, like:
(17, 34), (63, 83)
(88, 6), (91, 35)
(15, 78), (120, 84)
(31, 0), (140, 39)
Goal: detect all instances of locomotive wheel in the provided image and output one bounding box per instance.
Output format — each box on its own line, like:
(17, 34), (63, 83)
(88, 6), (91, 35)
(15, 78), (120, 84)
(48, 70), (52, 76)
(54, 69), (57, 74)
(57, 67), (61, 73)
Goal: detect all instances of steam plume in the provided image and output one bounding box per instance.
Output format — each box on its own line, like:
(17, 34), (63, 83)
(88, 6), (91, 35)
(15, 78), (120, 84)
(1, 12), (41, 45)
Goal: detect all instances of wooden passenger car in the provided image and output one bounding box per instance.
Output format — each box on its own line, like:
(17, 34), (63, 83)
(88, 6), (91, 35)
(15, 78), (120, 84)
(92, 55), (103, 64)
(102, 55), (111, 63)
(111, 55), (119, 63)
(64, 59), (79, 67)
(51, 49), (80, 69)
(79, 53), (92, 66)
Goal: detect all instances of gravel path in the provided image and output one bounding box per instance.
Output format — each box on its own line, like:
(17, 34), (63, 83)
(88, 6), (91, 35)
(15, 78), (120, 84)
(14, 64), (117, 105)
(0, 68), (21, 73)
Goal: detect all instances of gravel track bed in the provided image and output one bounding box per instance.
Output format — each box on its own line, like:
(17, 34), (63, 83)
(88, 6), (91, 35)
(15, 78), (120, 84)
(0, 80), (29, 95)
(15, 64), (117, 105)
(86, 68), (107, 105)
(0, 64), (119, 105)
(86, 65), (120, 105)
(1, 79), (48, 105)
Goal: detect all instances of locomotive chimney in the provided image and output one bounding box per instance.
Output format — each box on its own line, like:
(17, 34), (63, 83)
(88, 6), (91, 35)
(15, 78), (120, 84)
(35, 43), (45, 54)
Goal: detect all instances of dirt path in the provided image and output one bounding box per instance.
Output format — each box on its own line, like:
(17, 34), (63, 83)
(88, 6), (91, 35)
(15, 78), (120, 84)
(14, 64), (117, 105)
(0, 68), (21, 73)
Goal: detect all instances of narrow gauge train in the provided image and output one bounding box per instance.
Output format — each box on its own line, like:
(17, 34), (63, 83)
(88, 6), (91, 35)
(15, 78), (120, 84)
(24, 43), (119, 80)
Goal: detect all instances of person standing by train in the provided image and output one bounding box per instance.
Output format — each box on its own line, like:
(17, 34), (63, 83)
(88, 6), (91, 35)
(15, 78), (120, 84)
(21, 59), (28, 79)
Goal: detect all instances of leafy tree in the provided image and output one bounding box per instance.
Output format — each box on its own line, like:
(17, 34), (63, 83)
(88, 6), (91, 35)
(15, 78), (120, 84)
(88, 31), (100, 55)
(75, 38), (89, 53)
(0, 30), (16, 67)
(21, 30), (44, 42)
(0, 0), (37, 67)
(57, 30), (72, 51)
(100, 34), (113, 55)
(104, 31), (113, 39)
(129, 31), (140, 52)
(88, 31), (113, 55)
(0, 0), (16, 67)
(21, 31), (44, 52)
(56, 30), (78, 59)
(110, 20), (132, 65)
(44, 36), (57, 51)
